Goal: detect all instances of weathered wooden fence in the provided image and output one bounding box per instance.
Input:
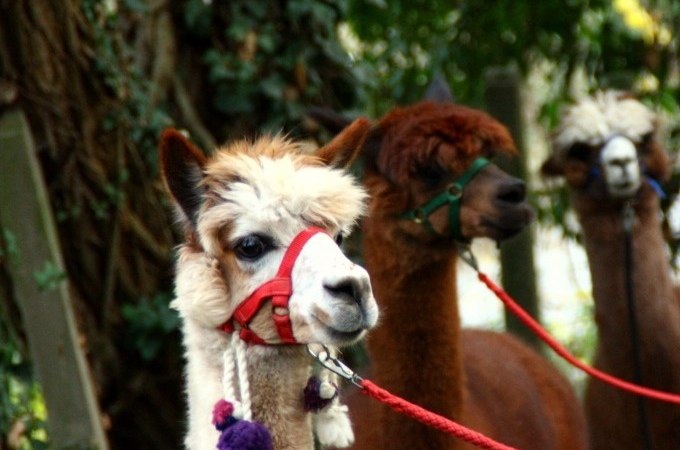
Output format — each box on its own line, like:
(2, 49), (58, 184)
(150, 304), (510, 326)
(0, 109), (109, 449)
(484, 67), (541, 349)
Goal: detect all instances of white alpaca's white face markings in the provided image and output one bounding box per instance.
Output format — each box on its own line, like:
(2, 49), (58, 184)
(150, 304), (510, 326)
(547, 91), (659, 198)
(188, 140), (376, 344)
(600, 136), (641, 198)
(288, 233), (378, 343)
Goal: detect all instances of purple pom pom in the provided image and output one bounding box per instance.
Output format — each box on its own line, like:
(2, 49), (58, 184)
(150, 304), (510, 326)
(216, 419), (273, 450)
(303, 377), (336, 412)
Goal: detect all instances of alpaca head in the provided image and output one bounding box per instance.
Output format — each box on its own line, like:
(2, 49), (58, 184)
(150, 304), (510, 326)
(308, 83), (533, 245)
(160, 120), (379, 346)
(364, 102), (532, 242)
(542, 91), (670, 207)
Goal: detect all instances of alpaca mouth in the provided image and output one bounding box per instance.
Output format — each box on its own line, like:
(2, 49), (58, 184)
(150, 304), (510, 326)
(482, 204), (533, 241)
(608, 182), (639, 197)
(324, 326), (365, 343)
(311, 313), (367, 344)
(487, 222), (525, 239)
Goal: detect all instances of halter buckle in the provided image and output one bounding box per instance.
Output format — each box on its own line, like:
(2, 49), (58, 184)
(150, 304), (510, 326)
(307, 344), (363, 388)
(447, 183), (463, 198)
(412, 209), (425, 224)
(458, 244), (479, 271)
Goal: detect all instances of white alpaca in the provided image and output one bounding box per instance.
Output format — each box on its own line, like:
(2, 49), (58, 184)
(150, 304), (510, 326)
(159, 120), (379, 450)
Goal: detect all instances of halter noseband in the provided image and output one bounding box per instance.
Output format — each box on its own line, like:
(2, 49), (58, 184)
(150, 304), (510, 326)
(399, 157), (490, 239)
(219, 227), (325, 345)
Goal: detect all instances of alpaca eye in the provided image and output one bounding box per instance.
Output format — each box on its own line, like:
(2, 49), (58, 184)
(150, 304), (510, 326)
(234, 235), (271, 261)
(568, 143), (592, 162)
(335, 234), (344, 246)
(418, 164), (447, 188)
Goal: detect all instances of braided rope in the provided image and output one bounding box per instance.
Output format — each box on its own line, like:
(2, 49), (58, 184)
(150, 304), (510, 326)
(360, 379), (516, 450)
(221, 333), (254, 420)
(477, 271), (680, 405)
(221, 340), (237, 403)
(233, 334), (253, 421)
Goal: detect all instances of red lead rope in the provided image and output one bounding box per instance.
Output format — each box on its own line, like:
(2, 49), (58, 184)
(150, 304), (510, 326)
(359, 379), (516, 450)
(477, 271), (680, 405)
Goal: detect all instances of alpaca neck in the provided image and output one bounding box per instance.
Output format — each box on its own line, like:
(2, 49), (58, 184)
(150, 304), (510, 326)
(577, 196), (680, 376)
(248, 346), (314, 450)
(182, 323), (313, 450)
(363, 221), (465, 442)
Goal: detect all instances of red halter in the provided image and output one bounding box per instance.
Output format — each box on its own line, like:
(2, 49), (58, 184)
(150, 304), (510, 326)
(218, 227), (325, 345)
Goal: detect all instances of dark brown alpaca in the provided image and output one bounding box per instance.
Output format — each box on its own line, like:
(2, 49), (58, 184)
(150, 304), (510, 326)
(542, 91), (680, 450)
(310, 86), (587, 450)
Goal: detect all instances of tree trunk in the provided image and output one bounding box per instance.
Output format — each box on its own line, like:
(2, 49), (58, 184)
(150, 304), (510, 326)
(0, 1), (182, 448)
(484, 67), (541, 349)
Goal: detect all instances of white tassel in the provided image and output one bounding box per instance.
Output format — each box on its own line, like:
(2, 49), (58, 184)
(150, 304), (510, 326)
(314, 402), (354, 448)
(318, 381), (336, 400)
(313, 346), (355, 449)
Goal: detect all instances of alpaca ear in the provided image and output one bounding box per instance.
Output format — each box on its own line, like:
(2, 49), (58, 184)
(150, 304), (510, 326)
(315, 117), (372, 169)
(540, 154), (565, 177)
(423, 75), (454, 103)
(306, 106), (354, 134)
(641, 137), (672, 182)
(159, 128), (207, 226)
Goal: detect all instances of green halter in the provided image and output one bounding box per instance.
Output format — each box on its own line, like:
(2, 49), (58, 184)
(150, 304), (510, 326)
(399, 157), (490, 240)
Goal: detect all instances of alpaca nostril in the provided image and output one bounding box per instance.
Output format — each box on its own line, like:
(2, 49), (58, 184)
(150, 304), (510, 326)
(324, 278), (362, 305)
(497, 179), (526, 204)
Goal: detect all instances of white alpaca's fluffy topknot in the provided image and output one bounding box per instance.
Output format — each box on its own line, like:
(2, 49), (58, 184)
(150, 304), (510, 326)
(552, 91), (656, 158)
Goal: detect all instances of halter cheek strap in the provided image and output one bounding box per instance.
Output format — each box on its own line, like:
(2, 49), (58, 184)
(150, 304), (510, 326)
(219, 227), (325, 345)
(399, 157), (490, 240)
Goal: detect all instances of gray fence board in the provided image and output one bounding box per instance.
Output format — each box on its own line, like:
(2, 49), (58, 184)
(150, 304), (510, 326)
(0, 109), (109, 450)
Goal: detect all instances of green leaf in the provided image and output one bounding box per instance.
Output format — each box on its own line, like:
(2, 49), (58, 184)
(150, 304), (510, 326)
(260, 76), (285, 100)
(122, 293), (180, 362)
(122, 0), (147, 13)
(184, 0), (212, 33)
(213, 87), (254, 114)
(659, 90), (680, 114)
(32, 261), (67, 292)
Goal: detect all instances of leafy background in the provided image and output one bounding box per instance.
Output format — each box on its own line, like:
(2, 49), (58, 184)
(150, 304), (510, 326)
(0, 0), (678, 448)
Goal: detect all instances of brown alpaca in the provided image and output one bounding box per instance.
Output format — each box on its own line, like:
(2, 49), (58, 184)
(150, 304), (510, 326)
(159, 122), (379, 450)
(310, 86), (587, 450)
(542, 91), (680, 450)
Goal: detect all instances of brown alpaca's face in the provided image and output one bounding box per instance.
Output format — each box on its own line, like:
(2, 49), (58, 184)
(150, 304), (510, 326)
(542, 92), (670, 207)
(160, 123), (379, 346)
(365, 101), (533, 242)
(457, 164), (533, 240)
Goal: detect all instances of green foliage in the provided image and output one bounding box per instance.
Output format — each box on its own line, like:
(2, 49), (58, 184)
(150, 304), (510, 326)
(532, 188), (581, 242)
(83, 0), (174, 171)
(0, 374), (48, 450)
(346, 0), (592, 111)
(545, 299), (598, 396)
(184, 0), (360, 138)
(0, 286), (48, 449)
(121, 293), (180, 362)
(345, 0), (679, 120)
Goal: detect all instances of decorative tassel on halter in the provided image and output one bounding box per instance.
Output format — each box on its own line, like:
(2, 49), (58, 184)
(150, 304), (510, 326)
(213, 333), (273, 450)
(305, 346), (355, 448)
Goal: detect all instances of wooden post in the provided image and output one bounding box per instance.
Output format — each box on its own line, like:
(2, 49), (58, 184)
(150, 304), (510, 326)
(483, 67), (541, 349)
(0, 109), (109, 450)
